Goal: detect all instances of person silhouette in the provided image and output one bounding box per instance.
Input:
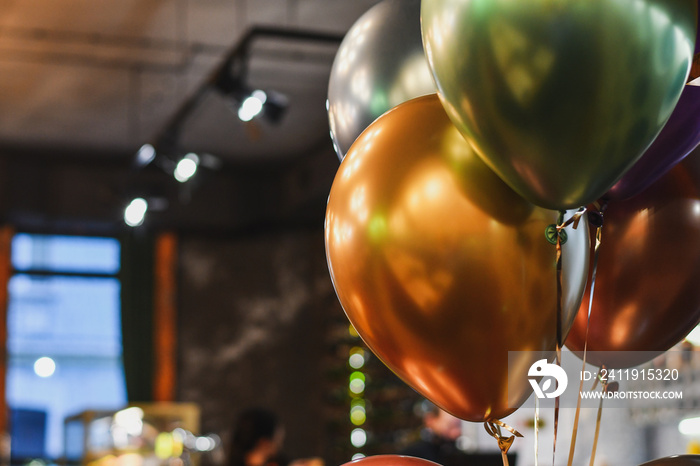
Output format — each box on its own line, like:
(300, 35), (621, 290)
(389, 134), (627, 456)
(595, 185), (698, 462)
(227, 408), (287, 466)
(399, 401), (462, 464)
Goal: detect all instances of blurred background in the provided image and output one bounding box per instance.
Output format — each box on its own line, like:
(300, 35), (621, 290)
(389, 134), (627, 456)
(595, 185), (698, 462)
(0, 0), (392, 463)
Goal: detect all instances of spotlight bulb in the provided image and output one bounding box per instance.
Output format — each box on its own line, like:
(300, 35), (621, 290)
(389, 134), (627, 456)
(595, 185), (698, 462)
(238, 91), (267, 122)
(174, 153), (200, 183)
(125, 198), (148, 227)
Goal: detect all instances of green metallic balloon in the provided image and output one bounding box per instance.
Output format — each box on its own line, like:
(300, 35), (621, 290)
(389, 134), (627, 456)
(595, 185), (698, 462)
(422, 0), (697, 210)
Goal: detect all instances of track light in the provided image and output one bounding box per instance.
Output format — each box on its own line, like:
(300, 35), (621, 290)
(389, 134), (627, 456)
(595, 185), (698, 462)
(135, 143), (156, 167)
(258, 89), (288, 124)
(124, 198), (148, 227)
(174, 153), (200, 183)
(217, 76), (289, 124)
(235, 88), (288, 123)
(238, 90), (267, 122)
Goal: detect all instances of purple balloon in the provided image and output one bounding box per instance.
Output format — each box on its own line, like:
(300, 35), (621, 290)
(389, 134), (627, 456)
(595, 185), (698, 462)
(606, 84), (700, 200)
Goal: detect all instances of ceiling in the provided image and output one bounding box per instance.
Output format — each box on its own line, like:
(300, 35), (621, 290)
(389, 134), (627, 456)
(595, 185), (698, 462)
(0, 0), (382, 162)
(8, 1), (693, 233)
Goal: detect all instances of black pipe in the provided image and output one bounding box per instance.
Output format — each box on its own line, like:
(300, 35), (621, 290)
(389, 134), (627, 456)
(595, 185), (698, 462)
(152, 26), (344, 153)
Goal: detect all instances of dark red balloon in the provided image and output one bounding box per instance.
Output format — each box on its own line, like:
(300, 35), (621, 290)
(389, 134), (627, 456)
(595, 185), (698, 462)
(566, 152), (700, 368)
(606, 85), (700, 200)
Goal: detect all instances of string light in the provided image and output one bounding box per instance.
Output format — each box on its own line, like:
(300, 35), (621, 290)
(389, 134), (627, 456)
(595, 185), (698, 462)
(347, 329), (368, 458)
(350, 428), (367, 448)
(349, 347), (366, 369)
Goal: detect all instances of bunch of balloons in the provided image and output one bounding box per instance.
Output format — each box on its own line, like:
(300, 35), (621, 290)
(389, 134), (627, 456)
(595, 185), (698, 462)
(325, 0), (699, 430)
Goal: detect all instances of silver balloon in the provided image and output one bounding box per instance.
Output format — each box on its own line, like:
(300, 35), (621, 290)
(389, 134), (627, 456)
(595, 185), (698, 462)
(327, 0), (436, 161)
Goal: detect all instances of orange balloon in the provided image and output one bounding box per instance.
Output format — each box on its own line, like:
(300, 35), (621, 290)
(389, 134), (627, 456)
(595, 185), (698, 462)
(325, 95), (590, 422)
(566, 153), (700, 368)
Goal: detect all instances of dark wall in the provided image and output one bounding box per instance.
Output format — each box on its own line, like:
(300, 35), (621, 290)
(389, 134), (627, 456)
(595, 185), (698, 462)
(177, 227), (342, 462)
(0, 145), (420, 464)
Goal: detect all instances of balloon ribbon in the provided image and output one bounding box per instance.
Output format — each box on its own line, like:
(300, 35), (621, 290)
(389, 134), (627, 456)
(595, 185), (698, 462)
(553, 208), (586, 465)
(567, 202), (606, 466)
(534, 396), (540, 466)
(590, 369), (617, 466)
(484, 420), (523, 466)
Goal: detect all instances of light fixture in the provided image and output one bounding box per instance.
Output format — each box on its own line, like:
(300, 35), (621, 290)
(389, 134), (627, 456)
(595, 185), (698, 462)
(174, 153), (200, 183)
(212, 56), (288, 124)
(258, 89), (289, 124)
(124, 198), (148, 227)
(224, 85), (288, 124)
(238, 90), (267, 122)
(135, 143), (156, 167)
(149, 27), (341, 164)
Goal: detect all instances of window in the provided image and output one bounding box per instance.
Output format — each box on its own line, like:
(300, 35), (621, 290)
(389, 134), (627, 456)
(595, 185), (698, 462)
(6, 233), (127, 460)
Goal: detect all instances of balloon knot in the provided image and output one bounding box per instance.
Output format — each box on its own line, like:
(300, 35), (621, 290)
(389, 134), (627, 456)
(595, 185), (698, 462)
(545, 224), (568, 245)
(484, 420), (523, 455)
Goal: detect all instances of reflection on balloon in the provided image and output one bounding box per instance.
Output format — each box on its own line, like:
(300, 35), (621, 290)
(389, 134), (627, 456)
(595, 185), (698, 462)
(566, 152), (700, 369)
(325, 95), (589, 421)
(327, 0), (435, 160)
(607, 84), (700, 200)
(422, 0), (697, 210)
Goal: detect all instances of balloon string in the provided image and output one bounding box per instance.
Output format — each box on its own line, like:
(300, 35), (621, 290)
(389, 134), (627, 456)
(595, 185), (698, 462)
(534, 396), (540, 466)
(589, 369), (609, 466)
(484, 420), (523, 466)
(553, 383), (560, 466)
(567, 213), (604, 466)
(501, 450), (510, 466)
(553, 210), (566, 465)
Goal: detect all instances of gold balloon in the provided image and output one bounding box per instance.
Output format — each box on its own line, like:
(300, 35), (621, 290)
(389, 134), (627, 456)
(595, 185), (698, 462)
(422, 0), (697, 210)
(325, 95), (590, 421)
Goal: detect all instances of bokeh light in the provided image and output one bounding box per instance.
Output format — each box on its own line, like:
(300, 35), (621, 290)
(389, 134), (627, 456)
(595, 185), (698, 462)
(34, 357), (56, 378)
(350, 428), (367, 448)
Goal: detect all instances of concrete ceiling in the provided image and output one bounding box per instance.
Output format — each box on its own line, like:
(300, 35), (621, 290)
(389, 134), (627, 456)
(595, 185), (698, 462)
(0, 0), (382, 162)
